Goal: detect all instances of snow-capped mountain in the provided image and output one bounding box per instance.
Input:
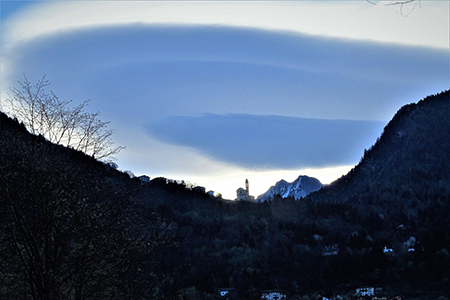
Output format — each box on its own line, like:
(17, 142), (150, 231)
(257, 175), (323, 202)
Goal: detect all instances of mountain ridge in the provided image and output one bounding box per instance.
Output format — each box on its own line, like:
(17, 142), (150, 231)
(257, 175), (323, 201)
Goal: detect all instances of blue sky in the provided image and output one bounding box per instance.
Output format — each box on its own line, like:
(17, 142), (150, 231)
(1, 0), (449, 199)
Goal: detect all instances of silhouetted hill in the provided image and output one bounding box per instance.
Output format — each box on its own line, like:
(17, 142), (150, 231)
(0, 111), (218, 299)
(314, 90), (450, 205)
(307, 90), (450, 296)
(309, 90), (450, 241)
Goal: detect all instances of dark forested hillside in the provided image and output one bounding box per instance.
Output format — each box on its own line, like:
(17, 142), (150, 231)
(310, 90), (450, 251)
(1, 90), (449, 300)
(0, 112), (177, 299)
(316, 89), (450, 204)
(308, 90), (450, 296)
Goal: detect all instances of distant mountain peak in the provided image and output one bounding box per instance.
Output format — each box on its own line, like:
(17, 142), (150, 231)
(257, 175), (323, 202)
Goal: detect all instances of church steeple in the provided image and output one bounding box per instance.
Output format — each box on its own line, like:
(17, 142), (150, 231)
(245, 179), (249, 195)
(236, 179), (255, 201)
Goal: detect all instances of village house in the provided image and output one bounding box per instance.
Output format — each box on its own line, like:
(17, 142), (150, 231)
(366, 295), (401, 300)
(356, 287), (374, 297)
(261, 290), (286, 300)
(354, 287), (385, 299)
(322, 244), (339, 256)
(383, 246), (394, 255)
(217, 288), (235, 298)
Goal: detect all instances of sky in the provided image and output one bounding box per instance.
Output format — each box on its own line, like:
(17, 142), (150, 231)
(1, 0), (449, 199)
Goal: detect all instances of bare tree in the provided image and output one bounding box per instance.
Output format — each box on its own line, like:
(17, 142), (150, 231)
(0, 119), (171, 299)
(4, 75), (124, 161)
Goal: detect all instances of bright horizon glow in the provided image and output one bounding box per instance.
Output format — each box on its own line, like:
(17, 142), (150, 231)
(108, 126), (356, 199)
(168, 166), (354, 200)
(112, 128), (354, 199)
(3, 1), (448, 51)
(1, 1), (448, 200)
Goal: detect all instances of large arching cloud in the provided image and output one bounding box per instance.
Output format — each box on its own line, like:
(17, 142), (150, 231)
(2, 25), (448, 172)
(4, 25), (448, 122)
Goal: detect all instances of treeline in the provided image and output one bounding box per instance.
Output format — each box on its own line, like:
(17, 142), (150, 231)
(146, 187), (449, 299)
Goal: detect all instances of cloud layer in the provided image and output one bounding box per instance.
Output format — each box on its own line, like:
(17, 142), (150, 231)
(147, 113), (385, 169)
(4, 26), (448, 122)
(2, 25), (448, 173)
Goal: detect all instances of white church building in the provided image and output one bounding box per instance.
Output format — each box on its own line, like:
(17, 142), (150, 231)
(236, 179), (256, 201)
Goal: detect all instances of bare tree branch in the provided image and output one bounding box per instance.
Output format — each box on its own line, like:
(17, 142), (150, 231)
(4, 75), (124, 161)
(366, 0), (422, 17)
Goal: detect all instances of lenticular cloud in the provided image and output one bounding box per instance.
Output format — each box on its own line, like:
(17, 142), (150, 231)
(146, 114), (385, 169)
(1, 21), (448, 174)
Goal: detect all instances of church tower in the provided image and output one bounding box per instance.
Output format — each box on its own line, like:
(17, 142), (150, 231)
(245, 179), (249, 195)
(236, 179), (255, 201)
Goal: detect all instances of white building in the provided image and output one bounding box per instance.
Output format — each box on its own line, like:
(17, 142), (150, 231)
(236, 179), (255, 201)
(218, 288), (235, 297)
(356, 286), (374, 297)
(383, 246), (394, 254)
(261, 290), (286, 300)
